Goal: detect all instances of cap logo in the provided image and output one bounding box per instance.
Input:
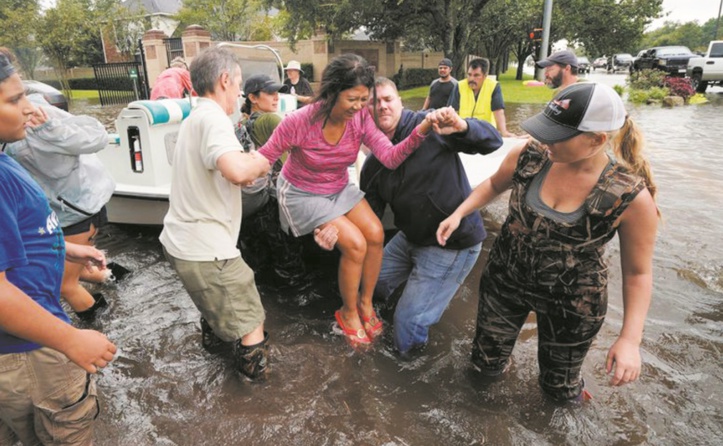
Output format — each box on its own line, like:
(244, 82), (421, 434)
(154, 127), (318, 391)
(548, 99), (571, 115)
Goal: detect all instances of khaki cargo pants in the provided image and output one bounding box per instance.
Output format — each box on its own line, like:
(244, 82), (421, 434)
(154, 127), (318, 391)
(0, 347), (99, 445)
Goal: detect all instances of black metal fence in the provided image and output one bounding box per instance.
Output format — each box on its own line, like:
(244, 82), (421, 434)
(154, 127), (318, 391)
(93, 62), (149, 105)
(164, 38), (184, 66)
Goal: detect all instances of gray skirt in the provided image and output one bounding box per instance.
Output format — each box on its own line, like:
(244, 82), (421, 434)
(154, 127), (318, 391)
(276, 174), (365, 236)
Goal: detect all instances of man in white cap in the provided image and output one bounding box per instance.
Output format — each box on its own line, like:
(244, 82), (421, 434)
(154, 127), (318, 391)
(422, 58), (458, 110)
(535, 49), (581, 90)
(283, 60), (314, 106)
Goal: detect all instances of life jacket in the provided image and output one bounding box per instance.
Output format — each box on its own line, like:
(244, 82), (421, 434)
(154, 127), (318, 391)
(458, 77), (497, 127)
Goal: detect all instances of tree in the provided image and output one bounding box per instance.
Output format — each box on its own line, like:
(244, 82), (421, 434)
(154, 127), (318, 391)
(38, 0), (109, 96)
(175, 0), (269, 42)
(641, 18), (718, 52)
(0, 0), (42, 79)
(267, 0), (494, 79)
(471, 0), (544, 78)
(554, 0), (664, 57)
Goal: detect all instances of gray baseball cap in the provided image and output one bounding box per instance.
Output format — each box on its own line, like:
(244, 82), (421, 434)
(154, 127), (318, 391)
(536, 50), (579, 68)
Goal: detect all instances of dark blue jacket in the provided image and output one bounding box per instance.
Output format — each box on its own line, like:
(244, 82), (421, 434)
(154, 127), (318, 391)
(360, 109), (503, 249)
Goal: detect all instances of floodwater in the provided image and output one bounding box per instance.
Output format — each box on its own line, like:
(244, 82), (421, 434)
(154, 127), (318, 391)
(69, 74), (722, 445)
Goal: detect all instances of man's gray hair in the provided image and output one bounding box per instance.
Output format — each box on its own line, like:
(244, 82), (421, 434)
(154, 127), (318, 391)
(190, 47), (241, 96)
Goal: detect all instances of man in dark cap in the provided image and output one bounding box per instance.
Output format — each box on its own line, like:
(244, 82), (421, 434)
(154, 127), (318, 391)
(422, 58), (458, 110)
(536, 49), (581, 89)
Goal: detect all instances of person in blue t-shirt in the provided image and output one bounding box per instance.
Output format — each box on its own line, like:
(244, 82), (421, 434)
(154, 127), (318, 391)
(0, 50), (117, 445)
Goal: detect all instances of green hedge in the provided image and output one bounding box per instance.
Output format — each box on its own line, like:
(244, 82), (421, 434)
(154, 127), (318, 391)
(300, 63), (314, 81)
(41, 77), (149, 91)
(42, 78), (96, 90)
(391, 67), (438, 90)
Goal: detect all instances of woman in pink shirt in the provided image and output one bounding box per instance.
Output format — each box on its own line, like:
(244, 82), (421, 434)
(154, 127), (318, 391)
(259, 54), (433, 349)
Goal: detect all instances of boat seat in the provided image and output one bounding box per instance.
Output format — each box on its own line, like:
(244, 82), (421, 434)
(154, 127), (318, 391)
(126, 99), (193, 126)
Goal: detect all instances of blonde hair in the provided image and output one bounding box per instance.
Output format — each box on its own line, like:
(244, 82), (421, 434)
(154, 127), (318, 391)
(606, 116), (660, 216)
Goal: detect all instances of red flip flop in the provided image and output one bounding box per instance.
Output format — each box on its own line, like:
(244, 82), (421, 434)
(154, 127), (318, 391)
(335, 310), (371, 348)
(358, 306), (383, 341)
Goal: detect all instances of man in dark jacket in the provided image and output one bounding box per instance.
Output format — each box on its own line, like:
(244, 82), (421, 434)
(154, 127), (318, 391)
(361, 77), (503, 355)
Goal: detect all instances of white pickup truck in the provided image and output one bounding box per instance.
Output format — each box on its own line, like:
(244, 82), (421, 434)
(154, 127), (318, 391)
(687, 40), (723, 93)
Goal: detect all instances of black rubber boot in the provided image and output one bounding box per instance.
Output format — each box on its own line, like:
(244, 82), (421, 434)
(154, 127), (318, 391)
(200, 317), (232, 354)
(233, 332), (270, 380)
(75, 292), (108, 321)
(107, 262), (132, 282)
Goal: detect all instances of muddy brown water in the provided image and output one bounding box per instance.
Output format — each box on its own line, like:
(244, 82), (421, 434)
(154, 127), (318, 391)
(68, 76), (722, 445)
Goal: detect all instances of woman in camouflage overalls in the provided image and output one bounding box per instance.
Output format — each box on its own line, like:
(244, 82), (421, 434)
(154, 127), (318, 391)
(437, 83), (659, 401)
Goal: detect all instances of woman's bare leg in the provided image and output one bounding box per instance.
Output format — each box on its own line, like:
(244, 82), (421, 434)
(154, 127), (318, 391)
(61, 225), (98, 311)
(344, 199), (384, 319)
(324, 216), (367, 333)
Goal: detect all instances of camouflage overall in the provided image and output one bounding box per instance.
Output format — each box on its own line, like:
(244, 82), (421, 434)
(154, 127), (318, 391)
(473, 141), (645, 400)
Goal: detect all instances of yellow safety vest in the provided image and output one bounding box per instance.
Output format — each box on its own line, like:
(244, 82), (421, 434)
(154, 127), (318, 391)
(458, 77), (497, 128)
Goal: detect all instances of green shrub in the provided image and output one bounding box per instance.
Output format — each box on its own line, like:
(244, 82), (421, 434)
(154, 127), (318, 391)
(43, 78), (101, 90)
(627, 69), (666, 90)
(613, 84), (625, 96)
(648, 86), (669, 100)
(392, 67), (437, 90)
(628, 86), (670, 103)
(300, 63), (314, 81)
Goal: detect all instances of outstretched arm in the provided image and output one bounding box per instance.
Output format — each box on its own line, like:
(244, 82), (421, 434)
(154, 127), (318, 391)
(436, 140), (527, 245)
(0, 272), (117, 373)
(606, 188), (658, 386)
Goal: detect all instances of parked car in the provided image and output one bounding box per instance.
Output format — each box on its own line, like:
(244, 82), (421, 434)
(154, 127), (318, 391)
(608, 53), (633, 73)
(632, 46), (696, 76)
(592, 57), (608, 71)
(687, 40), (723, 93)
(22, 80), (68, 111)
(577, 56), (591, 74)
(630, 50), (647, 73)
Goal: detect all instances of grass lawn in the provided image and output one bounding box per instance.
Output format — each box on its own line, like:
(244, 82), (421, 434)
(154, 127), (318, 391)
(400, 66), (554, 104)
(70, 90), (100, 100)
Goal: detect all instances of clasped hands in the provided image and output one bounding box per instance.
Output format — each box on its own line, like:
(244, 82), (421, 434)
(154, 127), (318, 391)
(424, 107), (467, 135)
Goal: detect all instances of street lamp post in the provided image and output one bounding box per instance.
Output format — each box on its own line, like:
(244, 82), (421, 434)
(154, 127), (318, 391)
(536, 0), (554, 82)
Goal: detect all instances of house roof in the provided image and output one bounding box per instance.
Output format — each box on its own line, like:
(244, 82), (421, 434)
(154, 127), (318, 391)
(122, 0), (182, 14)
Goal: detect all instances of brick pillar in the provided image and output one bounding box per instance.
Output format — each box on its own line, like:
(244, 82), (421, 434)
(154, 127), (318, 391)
(142, 29), (169, 88)
(182, 25), (212, 67)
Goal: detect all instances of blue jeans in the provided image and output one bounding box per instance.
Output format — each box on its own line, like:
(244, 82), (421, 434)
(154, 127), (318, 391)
(375, 232), (482, 353)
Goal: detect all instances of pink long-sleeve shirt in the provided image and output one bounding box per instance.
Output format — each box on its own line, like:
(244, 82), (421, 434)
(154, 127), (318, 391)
(258, 102), (425, 195)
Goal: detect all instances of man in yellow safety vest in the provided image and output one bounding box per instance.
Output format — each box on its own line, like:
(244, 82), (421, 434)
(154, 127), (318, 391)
(447, 58), (514, 137)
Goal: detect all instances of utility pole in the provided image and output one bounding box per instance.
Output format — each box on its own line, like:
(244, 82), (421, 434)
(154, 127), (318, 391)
(536, 0), (554, 82)
(716, 0), (722, 40)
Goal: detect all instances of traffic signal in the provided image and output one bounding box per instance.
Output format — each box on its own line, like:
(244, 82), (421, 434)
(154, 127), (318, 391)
(531, 28), (543, 42)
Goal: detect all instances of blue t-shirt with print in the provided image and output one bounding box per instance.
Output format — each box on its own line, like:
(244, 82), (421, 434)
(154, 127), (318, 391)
(0, 153), (68, 353)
